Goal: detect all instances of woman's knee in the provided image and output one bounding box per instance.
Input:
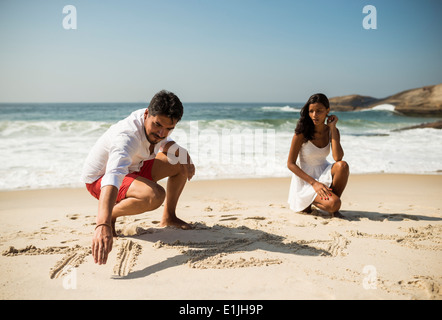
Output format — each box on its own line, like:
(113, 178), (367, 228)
(332, 197), (341, 212)
(334, 160), (349, 174)
(325, 197), (341, 213)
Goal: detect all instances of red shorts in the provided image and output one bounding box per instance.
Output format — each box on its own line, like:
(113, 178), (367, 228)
(86, 159), (155, 203)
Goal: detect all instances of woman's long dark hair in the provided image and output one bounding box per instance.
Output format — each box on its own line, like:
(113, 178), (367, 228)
(295, 93), (330, 141)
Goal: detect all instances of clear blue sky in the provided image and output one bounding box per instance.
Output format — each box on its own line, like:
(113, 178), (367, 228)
(1, 0), (441, 103)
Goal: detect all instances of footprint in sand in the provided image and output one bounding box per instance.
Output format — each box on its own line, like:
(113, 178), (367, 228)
(397, 276), (442, 299)
(219, 215), (238, 221)
(245, 216), (266, 221)
(66, 214), (81, 220)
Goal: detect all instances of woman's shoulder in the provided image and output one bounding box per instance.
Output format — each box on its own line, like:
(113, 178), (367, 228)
(292, 132), (308, 145)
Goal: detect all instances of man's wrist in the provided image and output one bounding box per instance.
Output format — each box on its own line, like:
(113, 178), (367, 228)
(95, 223), (112, 230)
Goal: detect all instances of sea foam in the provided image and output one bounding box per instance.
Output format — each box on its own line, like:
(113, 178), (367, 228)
(1, 103), (441, 190)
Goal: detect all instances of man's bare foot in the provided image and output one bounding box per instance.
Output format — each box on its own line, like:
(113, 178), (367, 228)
(331, 211), (345, 219)
(160, 216), (192, 230)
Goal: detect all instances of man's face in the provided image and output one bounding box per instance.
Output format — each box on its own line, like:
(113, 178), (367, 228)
(144, 109), (177, 144)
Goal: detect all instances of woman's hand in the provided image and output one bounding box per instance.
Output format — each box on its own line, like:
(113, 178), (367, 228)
(327, 115), (338, 128)
(312, 181), (332, 200)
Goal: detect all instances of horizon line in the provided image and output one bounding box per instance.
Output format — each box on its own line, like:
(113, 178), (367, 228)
(0, 101), (305, 104)
(1, 82), (440, 105)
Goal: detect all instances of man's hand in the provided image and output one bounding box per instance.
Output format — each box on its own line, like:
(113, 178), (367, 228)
(92, 224), (113, 265)
(163, 141), (196, 181)
(183, 152), (195, 181)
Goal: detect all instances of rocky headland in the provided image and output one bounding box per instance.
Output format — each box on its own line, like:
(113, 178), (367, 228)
(329, 83), (442, 117)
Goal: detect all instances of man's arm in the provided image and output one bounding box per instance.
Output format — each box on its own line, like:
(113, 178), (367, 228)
(91, 185), (117, 265)
(91, 136), (135, 265)
(161, 141), (195, 181)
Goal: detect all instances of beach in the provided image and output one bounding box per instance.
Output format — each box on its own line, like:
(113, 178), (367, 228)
(1, 174), (441, 300)
(2, 0), (441, 305)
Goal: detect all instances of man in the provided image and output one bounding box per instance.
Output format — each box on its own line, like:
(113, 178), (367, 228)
(81, 90), (195, 265)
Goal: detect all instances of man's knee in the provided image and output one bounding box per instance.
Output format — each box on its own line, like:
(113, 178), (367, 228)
(150, 184), (166, 209)
(151, 153), (184, 181)
(139, 183), (165, 210)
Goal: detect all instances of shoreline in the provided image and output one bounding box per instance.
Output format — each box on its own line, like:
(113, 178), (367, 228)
(1, 171), (441, 194)
(1, 174), (441, 299)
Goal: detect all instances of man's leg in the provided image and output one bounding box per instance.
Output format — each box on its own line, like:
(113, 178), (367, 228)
(151, 152), (191, 229)
(112, 177), (165, 218)
(109, 177), (165, 235)
(110, 152), (190, 232)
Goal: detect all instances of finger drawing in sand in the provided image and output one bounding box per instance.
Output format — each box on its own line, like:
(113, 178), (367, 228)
(81, 90), (195, 265)
(288, 93), (350, 218)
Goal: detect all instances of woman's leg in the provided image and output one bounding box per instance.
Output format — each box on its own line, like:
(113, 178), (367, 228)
(312, 161), (349, 217)
(313, 192), (342, 217)
(330, 161), (349, 197)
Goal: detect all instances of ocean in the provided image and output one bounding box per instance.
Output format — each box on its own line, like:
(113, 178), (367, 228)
(1, 102), (441, 190)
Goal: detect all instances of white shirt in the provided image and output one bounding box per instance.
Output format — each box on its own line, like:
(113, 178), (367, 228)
(81, 109), (172, 189)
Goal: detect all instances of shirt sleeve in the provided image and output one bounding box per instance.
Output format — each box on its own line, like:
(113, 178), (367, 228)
(100, 133), (138, 189)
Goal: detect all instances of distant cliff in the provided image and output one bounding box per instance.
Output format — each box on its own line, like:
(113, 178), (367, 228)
(329, 83), (442, 116)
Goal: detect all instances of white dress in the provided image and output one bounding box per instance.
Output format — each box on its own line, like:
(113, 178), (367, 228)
(288, 140), (333, 212)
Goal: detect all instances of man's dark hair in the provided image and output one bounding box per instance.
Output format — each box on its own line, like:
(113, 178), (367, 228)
(148, 90), (183, 122)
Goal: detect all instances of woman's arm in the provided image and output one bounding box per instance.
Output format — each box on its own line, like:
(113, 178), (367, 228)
(288, 133), (333, 199)
(327, 115), (344, 161)
(287, 133), (316, 186)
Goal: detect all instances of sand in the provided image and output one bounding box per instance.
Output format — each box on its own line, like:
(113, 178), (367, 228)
(0, 174), (441, 300)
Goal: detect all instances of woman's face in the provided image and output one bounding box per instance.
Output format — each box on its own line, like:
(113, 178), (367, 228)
(308, 102), (329, 126)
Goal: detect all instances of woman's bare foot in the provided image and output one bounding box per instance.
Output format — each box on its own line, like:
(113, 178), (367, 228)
(160, 216), (192, 230)
(331, 211), (345, 219)
(301, 205), (313, 214)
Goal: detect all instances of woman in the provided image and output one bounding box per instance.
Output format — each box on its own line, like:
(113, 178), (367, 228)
(287, 93), (349, 218)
